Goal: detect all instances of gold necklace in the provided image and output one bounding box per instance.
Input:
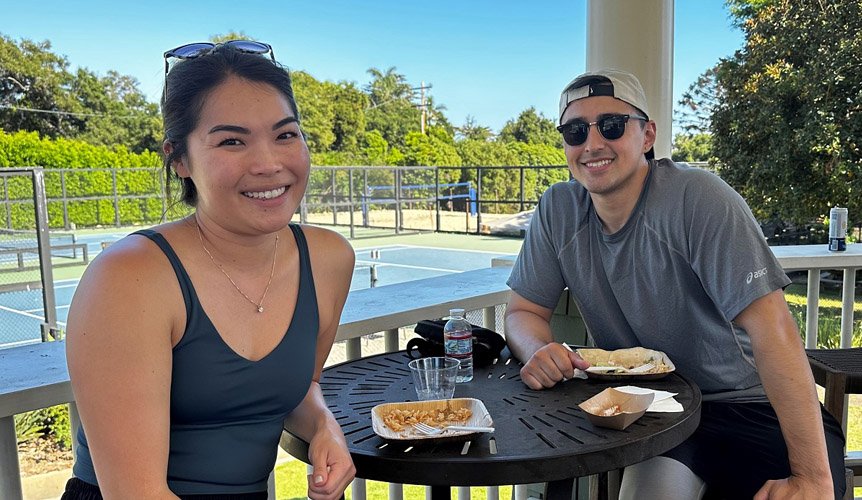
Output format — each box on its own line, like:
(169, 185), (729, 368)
(196, 223), (279, 313)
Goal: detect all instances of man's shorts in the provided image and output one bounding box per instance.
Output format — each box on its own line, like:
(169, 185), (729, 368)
(661, 401), (846, 499)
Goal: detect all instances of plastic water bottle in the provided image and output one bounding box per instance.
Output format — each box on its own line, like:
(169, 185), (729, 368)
(444, 308), (473, 382)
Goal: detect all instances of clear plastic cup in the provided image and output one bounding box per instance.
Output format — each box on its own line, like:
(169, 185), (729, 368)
(408, 357), (460, 400)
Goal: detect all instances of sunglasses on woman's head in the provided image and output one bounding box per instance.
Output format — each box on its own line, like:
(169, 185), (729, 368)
(163, 40), (275, 76)
(556, 114), (647, 147)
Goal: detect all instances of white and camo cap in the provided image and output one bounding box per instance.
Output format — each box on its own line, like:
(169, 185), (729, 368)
(558, 68), (650, 124)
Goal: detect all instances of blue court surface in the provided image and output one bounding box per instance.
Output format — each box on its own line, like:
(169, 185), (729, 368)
(0, 240), (513, 348)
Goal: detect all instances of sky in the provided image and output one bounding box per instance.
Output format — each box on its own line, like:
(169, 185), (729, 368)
(3, 0), (744, 134)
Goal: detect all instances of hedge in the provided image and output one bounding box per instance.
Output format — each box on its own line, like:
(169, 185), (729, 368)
(1, 129), (570, 228)
(0, 130), (163, 229)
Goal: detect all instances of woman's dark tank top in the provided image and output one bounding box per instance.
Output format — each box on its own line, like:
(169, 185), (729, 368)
(72, 224), (319, 495)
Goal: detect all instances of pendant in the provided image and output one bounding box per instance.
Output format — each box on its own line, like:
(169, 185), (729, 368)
(258, 306), (264, 313)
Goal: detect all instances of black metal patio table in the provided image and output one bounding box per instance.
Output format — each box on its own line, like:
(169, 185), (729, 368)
(280, 349), (701, 500)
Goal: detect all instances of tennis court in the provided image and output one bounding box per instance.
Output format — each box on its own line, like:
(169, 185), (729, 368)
(0, 238), (514, 348)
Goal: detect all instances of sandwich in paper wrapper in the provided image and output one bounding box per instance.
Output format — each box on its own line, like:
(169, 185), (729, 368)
(576, 346), (675, 380)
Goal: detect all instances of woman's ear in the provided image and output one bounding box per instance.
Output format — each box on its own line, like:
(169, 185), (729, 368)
(163, 141), (189, 178)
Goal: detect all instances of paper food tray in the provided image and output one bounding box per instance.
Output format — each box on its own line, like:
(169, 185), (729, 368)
(371, 398), (493, 441)
(579, 387), (655, 430)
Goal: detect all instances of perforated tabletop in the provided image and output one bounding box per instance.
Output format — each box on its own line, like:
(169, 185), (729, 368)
(281, 350), (701, 498)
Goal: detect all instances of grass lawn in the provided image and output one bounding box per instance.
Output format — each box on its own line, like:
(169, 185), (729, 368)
(274, 459), (513, 500)
(785, 283), (862, 315)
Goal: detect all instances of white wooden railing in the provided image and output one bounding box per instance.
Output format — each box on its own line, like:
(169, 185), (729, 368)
(770, 245), (862, 348)
(1, 245), (861, 499)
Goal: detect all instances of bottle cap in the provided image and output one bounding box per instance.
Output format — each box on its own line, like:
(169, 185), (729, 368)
(449, 308), (465, 316)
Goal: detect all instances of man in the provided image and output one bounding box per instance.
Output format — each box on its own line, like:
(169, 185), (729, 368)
(505, 68), (845, 499)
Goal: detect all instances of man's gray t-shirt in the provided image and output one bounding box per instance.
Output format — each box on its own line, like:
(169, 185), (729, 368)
(508, 159), (790, 401)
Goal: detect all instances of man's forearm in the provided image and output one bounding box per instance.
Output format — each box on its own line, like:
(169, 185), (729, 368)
(756, 334), (833, 482)
(505, 309), (556, 362)
(736, 290), (833, 489)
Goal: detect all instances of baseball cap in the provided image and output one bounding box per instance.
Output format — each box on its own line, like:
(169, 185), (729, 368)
(558, 68), (653, 159)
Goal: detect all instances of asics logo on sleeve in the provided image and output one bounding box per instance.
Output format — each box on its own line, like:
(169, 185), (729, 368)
(746, 267), (768, 284)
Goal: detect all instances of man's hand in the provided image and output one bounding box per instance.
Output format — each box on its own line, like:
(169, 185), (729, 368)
(753, 475), (834, 500)
(520, 342), (590, 389)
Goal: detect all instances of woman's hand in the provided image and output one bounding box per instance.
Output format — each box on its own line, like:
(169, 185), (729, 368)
(306, 425), (356, 500)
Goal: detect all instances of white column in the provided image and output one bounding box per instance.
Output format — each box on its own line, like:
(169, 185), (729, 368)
(385, 328), (400, 353)
(841, 268), (857, 347)
(805, 269), (821, 348)
(346, 337), (362, 361)
(483, 306), (496, 331)
(587, 0), (675, 159)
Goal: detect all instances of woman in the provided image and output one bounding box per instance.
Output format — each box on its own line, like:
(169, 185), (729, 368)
(63, 41), (356, 499)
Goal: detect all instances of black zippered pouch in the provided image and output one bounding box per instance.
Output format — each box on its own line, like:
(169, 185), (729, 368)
(407, 319), (507, 367)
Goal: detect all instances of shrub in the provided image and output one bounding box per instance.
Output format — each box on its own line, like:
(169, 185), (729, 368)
(14, 404), (72, 450)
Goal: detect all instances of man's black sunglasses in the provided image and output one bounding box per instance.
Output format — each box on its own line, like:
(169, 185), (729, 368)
(163, 40), (275, 76)
(556, 114), (647, 147)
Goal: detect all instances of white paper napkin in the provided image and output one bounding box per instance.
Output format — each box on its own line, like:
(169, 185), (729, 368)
(614, 385), (684, 413)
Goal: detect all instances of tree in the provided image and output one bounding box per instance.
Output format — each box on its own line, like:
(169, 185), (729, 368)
(291, 71), (336, 152)
(0, 34), (162, 153)
(209, 31), (254, 44)
(456, 116), (494, 142)
(676, 67), (720, 135)
(498, 107), (561, 147)
(361, 130), (391, 165)
(366, 100), (422, 150)
(363, 67), (423, 149)
(402, 130), (461, 167)
(422, 94), (453, 136)
(672, 133), (712, 163)
(709, 0), (862, 225)
(364, 67), (414, 107)
(362, 67), (457, 148)
(71, 70), (161, 153)
(0, 35), (80, 138)
(356, 130), (404, 166)
(725, 0), (775, 21)
(330, 81), (368, 153)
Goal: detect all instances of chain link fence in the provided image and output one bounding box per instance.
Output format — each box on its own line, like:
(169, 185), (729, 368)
(1, 168), (62, 348)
